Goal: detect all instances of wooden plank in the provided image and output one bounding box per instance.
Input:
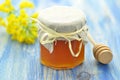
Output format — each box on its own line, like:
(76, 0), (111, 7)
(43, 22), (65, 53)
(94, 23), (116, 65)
(0, 0), (120, 80)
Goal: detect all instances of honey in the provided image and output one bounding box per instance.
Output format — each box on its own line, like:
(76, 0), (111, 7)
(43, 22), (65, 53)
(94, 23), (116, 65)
(41, 40), (84, 69)
(37, 6), (88, 69)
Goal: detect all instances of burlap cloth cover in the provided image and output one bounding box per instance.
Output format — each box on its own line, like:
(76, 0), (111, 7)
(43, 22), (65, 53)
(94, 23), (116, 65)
(38, 6), (88, 55)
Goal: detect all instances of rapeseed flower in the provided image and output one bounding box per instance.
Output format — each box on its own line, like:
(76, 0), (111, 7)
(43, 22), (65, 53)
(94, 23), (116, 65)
(0, 17), (6, 27)
(19, 1), (34, 9)
(0, 0), (38, 44)
(31, 12), (39, 18)
(0, 0), (14, 13)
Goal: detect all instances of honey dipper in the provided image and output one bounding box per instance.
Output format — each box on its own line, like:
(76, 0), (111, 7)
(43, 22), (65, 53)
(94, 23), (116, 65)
(87, 32), (113, 64)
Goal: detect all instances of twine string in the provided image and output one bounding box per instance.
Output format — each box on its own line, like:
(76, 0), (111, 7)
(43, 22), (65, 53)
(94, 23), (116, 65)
(32, 18), (88, 57)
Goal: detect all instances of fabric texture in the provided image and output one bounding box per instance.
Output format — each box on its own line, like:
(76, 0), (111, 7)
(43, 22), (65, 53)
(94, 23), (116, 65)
(38, 6), (88, 54)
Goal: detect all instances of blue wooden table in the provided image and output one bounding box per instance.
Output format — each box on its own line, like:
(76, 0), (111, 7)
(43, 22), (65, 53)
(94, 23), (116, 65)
(0, 0), (120, 80)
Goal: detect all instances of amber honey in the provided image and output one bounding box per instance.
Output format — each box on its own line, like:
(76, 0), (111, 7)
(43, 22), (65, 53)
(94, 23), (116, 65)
(40, 40), (84, 69)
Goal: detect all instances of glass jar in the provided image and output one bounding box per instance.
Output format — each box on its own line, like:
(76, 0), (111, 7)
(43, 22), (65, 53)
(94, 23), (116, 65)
(41, 40), (84, 69)
(38, 6), (87, 69)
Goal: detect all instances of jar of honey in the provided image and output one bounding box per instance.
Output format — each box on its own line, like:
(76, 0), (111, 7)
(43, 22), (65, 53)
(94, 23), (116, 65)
(38, 6), (88, 69)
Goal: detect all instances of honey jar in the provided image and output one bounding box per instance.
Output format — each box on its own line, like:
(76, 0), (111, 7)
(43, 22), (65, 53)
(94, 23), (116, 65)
(37, 6), (88, 69)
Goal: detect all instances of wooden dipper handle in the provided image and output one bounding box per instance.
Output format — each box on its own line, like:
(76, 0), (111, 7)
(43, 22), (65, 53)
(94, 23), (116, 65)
(87, 32), (113, 64)
(93, 44), (113, 64)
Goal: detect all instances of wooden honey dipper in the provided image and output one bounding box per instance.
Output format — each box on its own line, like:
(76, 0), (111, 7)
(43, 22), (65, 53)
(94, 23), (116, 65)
(87, 32), (113, 64)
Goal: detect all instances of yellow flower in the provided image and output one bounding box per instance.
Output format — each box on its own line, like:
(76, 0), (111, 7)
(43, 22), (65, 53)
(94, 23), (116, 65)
(11, 35), (17, 40)
(0, 0), (38, 44)
(25, 37), (35, 44)
(0, 17), (6, 27)
(31, 12), (39, 18)
(19, 9), (28, 18)
(6, 13), (20, 35)
(0, 0), (14, 13)
(20, 1), (34, 9)
(7, 13), (16, 22)
(31, 12), (39, 23)
(17, 35), (25, 43)
(7, 17), (38, 44)
(18, 9), (29, 27)
(4, 0), (11, 6)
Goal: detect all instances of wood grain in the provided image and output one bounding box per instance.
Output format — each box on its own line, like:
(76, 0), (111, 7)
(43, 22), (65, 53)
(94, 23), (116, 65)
(0, 0), (120, 80)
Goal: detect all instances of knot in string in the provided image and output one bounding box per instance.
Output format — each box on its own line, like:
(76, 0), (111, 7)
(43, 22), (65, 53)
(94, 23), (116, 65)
(32, 18), (88, 57)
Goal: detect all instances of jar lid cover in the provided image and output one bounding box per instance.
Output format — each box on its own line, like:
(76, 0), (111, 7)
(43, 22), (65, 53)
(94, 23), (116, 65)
(38, 6), (86, 33)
